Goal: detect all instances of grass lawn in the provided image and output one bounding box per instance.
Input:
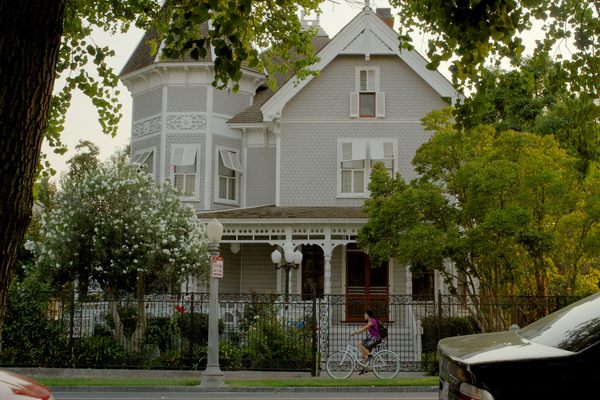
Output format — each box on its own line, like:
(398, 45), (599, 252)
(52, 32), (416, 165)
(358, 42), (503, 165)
(36, 376), (439, 387)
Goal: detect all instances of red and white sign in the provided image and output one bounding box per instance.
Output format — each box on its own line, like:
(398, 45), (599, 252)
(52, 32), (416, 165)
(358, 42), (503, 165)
(211, 255), (224, 278)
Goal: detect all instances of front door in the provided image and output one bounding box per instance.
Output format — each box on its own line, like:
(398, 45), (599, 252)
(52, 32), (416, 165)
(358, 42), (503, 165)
(346, 246), (388, 321)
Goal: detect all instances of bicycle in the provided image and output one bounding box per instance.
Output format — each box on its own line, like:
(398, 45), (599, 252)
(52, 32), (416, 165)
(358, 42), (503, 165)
(325, 340), (401, 379)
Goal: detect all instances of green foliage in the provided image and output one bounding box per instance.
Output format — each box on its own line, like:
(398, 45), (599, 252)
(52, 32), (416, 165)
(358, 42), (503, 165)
(392, 0), (599, 97)
(158, 0), (322, 91)
(63, 140), (101, 186)
(71, 335), (129, 367)
(238, 301), (312, 369)
(35, 162), (209, 295)
(421, 316), (480, 354)
(0, 281), (69, 367)
(360, 110), (600, 329)
(173, 312), (224, 347)
(454, 55), (599, 177)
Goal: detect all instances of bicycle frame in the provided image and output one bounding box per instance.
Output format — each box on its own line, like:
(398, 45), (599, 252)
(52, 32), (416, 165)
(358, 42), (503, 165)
(340, 343), (380, 367)
(326, 341), (401, 380)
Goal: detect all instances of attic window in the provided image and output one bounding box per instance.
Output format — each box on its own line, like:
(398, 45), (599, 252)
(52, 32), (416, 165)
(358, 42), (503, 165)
(350, 67), (385, 118)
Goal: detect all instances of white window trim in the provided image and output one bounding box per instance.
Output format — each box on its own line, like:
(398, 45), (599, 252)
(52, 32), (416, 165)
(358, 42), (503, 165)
(337, 138), (397, 198)
(350, 66), (385, 118)
(130, 146), (156, 177)
(170, 144), (200, 201)
(214, 145), (241, 205)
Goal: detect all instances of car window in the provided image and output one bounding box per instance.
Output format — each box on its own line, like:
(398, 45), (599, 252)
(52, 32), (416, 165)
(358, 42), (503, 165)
(518, 293), (600, 352)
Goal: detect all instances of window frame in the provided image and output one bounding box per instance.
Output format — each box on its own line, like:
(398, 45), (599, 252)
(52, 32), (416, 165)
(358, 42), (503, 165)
(355, 66), (381, 118)
(337, 139), (397, 198)
(214, 145), (241, 205)
(170, 144), (200, 201)
(130, 147), (156, 177)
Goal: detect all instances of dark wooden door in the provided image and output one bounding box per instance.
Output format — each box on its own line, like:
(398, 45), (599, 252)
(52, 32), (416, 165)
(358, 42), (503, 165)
(346, 247), (388, 321)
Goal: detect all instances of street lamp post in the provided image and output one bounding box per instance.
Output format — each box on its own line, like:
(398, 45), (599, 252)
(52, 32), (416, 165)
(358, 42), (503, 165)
(201, 219), (224, 387)
(271, 242), (303, 304)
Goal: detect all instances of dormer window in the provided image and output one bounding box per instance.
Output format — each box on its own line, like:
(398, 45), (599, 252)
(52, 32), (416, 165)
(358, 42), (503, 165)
(350, 67), (385, 118)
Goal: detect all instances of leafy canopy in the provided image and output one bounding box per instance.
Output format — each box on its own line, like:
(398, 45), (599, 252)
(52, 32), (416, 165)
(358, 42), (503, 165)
(34, 162), (209, 295)
(359, 109), (599, 314)
(392, 0), (599, 97)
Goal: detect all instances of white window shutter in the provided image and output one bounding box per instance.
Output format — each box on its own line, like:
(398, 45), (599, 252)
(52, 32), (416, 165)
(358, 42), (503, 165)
(370, 141), (384, 160)
(350, 92), (359, 118)
(376, 92), (385, 117)
(352, 141), (366, 161)
(171, 147), (185, 166)
(219, 149), (243, 172)
(181, 148), (196, 166)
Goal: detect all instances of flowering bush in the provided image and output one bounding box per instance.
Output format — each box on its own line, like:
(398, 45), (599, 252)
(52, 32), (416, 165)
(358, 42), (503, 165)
(35, 163), (209, 294)
(33, 163), (210, 349)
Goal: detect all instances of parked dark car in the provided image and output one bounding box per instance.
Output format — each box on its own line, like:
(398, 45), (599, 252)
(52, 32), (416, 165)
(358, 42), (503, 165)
(0, 369), (54, 400)
(438, 292), (600, 399)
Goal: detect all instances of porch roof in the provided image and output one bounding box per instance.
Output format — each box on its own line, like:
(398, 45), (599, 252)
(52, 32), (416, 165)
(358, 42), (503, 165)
(197, 205), (367, 222)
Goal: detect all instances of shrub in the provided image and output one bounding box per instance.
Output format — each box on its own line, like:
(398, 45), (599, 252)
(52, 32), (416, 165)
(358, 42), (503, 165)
(421, 316), (480, 353)
(239, 302), (313, 370)
(0, 284), (69, 367)
(71, 335), (129, 367)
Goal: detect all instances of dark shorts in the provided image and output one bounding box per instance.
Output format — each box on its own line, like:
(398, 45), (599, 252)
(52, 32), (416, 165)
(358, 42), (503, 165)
(362, 336), (381, 350)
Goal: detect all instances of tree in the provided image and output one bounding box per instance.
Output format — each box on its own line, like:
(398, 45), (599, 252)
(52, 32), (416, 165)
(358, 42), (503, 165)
(359, 109), (599, 331)
(34, 162), (209, 349)
(455, 54), (599, 177)
(63, 140), (101, 185)
(392, 0), (599, 97)
(0, 0), (321, 337)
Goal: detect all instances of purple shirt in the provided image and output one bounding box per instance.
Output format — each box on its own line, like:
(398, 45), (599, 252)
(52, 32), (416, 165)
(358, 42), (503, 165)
(367, 318), (380, 338)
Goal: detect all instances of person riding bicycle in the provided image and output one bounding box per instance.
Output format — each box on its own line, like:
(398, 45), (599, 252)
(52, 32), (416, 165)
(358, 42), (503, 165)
(350, 310), (381, 363)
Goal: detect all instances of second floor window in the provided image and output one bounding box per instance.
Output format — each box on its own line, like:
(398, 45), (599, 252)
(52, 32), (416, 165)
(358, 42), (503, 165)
(171, 145), (197, 198)
(338, 139), (396, 197)
(217, 148), (242, 203)
(130, 149), (154, 176)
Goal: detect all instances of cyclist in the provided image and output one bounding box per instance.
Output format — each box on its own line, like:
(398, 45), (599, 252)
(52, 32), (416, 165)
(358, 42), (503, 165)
(350, 310), (381, 363)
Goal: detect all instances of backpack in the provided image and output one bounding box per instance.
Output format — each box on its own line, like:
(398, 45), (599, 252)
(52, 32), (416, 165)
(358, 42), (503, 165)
(377, 319), (388, 339)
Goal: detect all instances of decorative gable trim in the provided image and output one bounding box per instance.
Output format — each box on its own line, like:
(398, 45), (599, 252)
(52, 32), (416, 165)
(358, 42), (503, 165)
(260, 7), (457, 122)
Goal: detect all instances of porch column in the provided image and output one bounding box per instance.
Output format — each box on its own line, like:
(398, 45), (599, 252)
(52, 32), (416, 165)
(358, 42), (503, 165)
(323, 227), (333, 295)
(324, 254), (332, 295)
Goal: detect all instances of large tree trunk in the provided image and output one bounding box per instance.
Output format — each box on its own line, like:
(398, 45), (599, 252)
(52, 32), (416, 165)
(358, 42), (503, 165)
(0, 1), (67, 337)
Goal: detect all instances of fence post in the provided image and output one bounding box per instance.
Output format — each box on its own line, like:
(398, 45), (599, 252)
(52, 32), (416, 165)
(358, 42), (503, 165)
(190, 292), (195, 361)
(311, 289), (318, 376)
(69, 288), (75, 348)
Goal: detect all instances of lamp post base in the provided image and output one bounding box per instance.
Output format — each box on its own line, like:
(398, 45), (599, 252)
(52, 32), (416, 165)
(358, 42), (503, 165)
(200, 366), (225, 387)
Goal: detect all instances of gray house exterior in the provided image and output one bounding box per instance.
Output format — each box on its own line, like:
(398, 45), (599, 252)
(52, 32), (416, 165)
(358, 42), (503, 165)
(120, 7), (457, 324)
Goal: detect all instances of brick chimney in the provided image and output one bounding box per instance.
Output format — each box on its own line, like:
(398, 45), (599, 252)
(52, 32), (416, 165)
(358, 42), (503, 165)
(376, 8), (394, 29)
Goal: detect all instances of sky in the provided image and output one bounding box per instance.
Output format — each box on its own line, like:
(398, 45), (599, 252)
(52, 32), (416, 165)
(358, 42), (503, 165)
(43, 0), (407, 180)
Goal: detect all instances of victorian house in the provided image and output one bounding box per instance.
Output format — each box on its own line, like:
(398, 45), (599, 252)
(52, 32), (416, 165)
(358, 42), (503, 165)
(120, 6), (457, 330)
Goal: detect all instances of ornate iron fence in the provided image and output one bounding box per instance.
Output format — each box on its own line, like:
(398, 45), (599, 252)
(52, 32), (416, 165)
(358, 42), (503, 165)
(0, 289), (579, 372)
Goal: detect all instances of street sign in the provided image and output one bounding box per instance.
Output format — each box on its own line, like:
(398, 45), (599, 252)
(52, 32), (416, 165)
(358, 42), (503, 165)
(211, 255), (224, 278)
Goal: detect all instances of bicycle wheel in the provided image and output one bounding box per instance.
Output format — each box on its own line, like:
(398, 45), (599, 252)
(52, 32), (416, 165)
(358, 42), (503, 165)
(372, 350), (400, 379)
(326, 351), (355, 379)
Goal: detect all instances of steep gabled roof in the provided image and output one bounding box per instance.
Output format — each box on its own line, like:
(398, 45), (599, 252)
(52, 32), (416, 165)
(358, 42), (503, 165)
(259, 7), (457, 122)
(120, 22), (213, 77)
(228, 33), (331, 125)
